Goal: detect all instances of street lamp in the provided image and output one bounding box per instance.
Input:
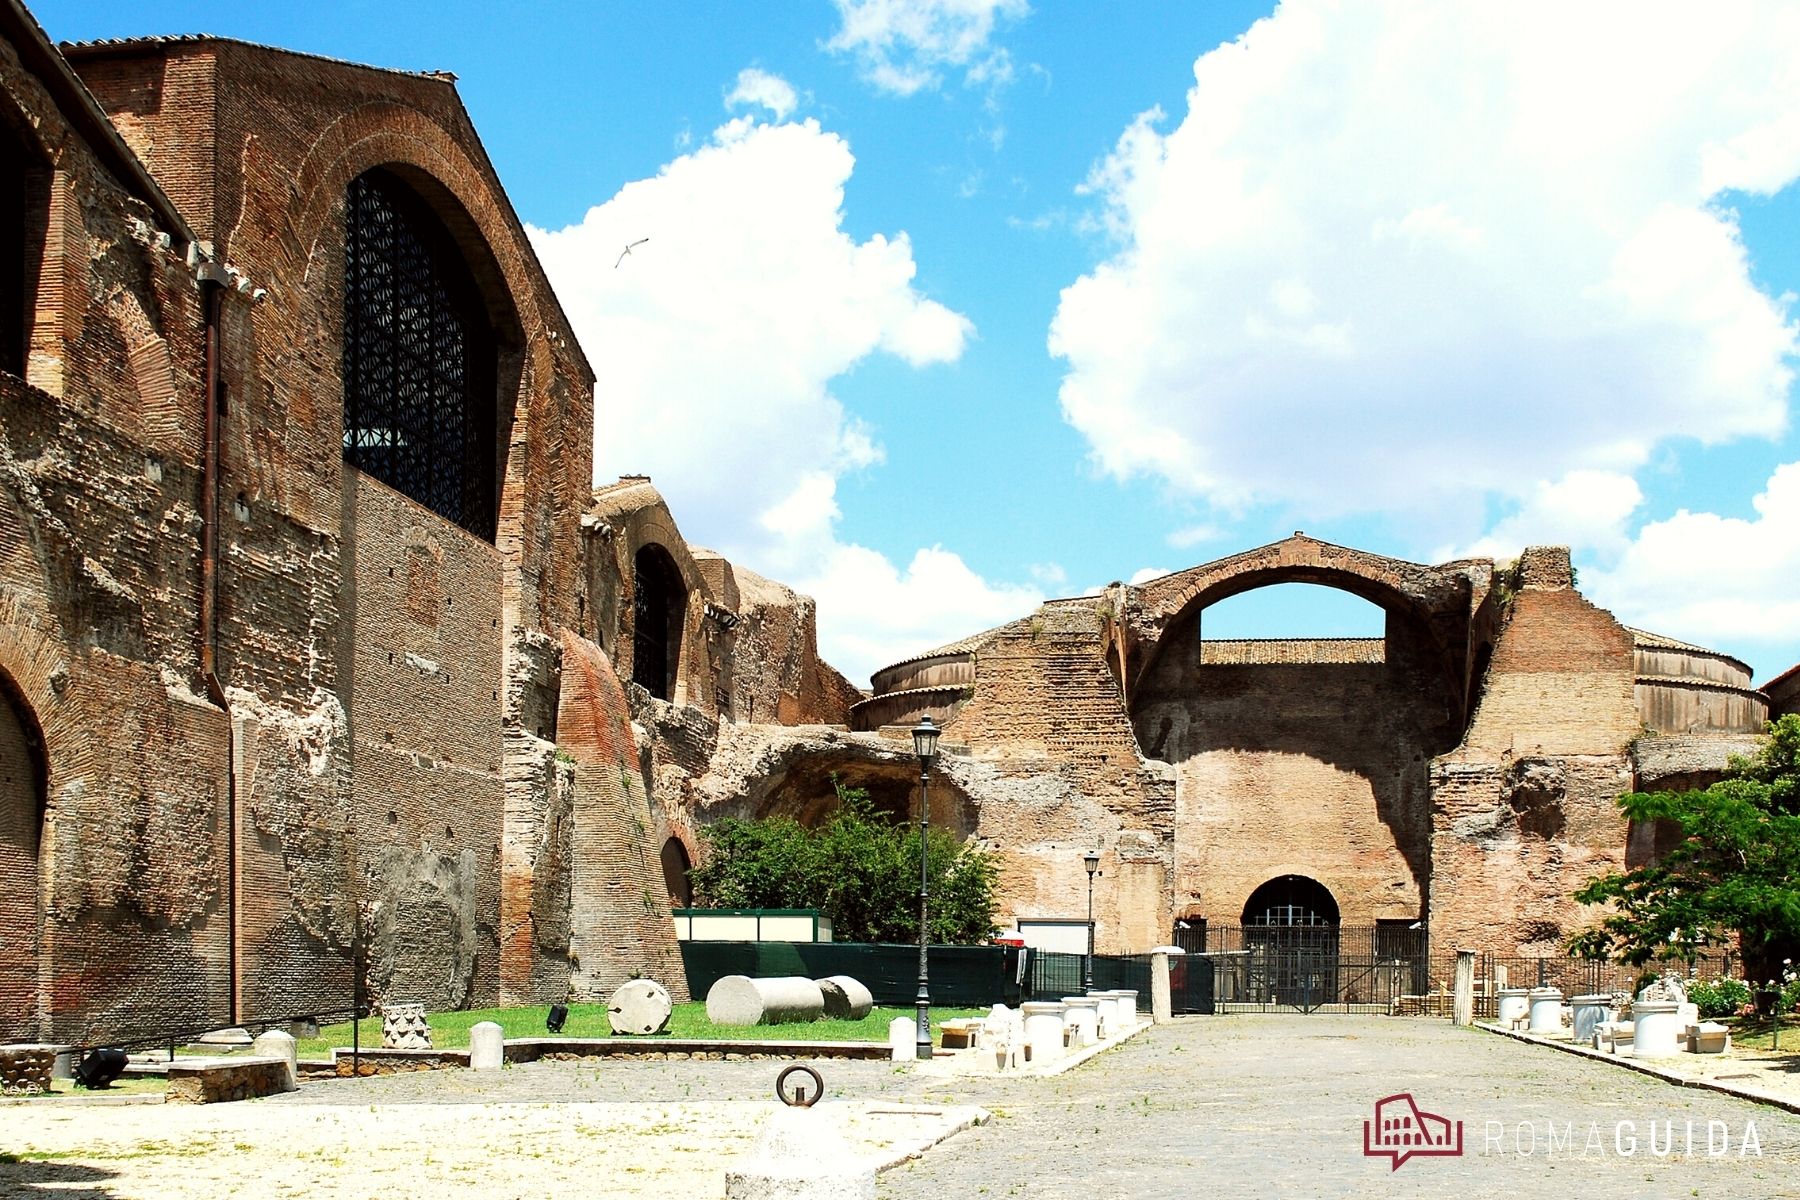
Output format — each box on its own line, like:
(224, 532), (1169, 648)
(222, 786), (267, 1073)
(912, 715), (941, 1060)
(1083, 849), (1101, 992)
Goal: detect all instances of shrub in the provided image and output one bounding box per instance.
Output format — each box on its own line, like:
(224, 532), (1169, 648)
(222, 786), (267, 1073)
(1686, 977), (1752, 1019)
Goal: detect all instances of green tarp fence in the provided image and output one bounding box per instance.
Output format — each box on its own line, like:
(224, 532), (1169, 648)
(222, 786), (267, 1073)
(680, 941), (1016, 1008)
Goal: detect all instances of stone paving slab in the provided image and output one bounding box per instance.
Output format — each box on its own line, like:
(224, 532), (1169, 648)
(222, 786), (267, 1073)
(877, 1015), (1800, 1199)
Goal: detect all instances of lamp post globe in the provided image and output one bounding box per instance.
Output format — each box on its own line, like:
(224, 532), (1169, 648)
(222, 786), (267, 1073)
(1083, 849), (1101, 993)
(912, 715), (941, 1060)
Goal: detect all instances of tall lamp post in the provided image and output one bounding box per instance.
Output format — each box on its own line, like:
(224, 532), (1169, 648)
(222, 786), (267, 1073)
(1083, 849), (1101, 992)
(912, 715), (941, 1060)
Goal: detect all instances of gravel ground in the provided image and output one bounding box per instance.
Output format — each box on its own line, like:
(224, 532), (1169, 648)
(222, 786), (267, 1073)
(4, 1017), (1796, 1199)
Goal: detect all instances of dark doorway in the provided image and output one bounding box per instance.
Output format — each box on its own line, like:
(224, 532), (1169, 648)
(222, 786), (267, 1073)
(0, 676), (44, 1041)
(1241, 875), (1340, 1009)
(632, 544), (685, 700)
(660, 837), (692, 908)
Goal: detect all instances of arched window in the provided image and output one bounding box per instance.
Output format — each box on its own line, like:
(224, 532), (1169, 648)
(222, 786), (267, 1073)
(342, 167), (498, 540)
(0, 111), (49, 379)
(660, 837), (692, 908)
(632, 544), (686, 700)
(0, 678), (44, 1041)
(1242, 875), (1339, 928)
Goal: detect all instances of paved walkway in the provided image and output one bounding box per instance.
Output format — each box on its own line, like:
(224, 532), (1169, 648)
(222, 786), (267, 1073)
(879, 1014), (1800, 1199)
(5, 1016), (1796, 1198)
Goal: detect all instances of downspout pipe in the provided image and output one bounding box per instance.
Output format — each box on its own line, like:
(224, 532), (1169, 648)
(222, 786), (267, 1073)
(194, 258), (238, 1026)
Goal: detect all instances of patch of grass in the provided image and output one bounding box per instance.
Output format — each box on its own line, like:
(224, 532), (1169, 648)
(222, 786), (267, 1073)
(295, 1002), (988, 1059)
(1720, 1013), (1800, 1054)
(4, 1076), (168, 1101)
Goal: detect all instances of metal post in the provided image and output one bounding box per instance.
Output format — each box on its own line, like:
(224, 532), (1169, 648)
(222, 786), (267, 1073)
(914, 759), (932, 1060)
(1084, 869), (1096, 993)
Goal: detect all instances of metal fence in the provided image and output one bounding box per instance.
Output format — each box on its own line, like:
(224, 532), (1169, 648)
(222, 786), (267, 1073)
(1023, 950), (1215, 1014)
(1399, 952), (1739, 1018)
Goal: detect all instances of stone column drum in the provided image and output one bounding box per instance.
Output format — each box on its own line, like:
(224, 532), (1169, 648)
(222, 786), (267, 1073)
(1527, 987), (1564, 1034)
(1570, 994), (1613, 1045)
(1118, 989), (1142, 1026)
(1061, 997), (1101, 1047)
(1020, 1001), (1067, 1063)
(1496, 988), (1530, 1026)
(1632, 1000), (1683, 1058)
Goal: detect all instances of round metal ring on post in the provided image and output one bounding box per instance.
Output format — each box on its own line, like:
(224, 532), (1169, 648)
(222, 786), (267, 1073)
(774, 1063), (824, 1108)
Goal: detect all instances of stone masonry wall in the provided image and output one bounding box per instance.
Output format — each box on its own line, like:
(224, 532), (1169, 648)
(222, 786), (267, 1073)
(1429, 548), (1640, 953)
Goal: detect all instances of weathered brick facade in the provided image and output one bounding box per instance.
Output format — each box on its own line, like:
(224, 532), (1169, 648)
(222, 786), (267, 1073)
(0, 7), (858, 1043)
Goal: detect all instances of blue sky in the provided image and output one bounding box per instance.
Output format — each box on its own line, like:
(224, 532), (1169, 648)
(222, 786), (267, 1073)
(40, 1), (1800, 686)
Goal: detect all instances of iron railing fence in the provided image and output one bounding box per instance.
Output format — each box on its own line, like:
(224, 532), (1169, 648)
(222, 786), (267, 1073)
(1400, 952), (1740, 1018)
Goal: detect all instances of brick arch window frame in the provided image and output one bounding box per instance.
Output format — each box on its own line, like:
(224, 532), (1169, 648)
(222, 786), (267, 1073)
(0, 666), (48, 1041)
(632, 543), (687, 701)
(0, 99), (51, 379)
(341, 165), (515, 541)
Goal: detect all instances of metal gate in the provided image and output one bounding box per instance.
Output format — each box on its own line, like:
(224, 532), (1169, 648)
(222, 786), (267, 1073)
(1201, 924), (1428, 1014)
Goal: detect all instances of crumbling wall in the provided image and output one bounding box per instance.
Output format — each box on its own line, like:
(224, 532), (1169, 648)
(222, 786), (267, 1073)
(557, 633), (687, 1002)
(1429, 547), (1639, 953)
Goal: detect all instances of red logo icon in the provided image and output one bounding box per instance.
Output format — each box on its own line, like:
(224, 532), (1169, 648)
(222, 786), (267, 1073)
(1364, 1093), (1464, 1170)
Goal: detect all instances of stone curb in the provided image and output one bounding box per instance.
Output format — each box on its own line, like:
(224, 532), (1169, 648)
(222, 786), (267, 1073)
(861, 1104), (992, 1173)
(1477, 1021), (1800, 1115)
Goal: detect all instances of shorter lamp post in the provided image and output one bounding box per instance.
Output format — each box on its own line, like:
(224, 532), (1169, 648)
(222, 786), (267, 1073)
(1083, 849), (1101, 993)
(912, 715), (941, 1060)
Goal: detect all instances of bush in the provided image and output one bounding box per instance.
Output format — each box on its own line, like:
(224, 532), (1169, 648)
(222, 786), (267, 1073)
(689, 779), (999, 944)
(1687, 977), (1752, 1019)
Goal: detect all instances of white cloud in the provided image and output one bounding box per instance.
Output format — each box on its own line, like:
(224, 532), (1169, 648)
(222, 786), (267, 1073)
(1166, 523), (1223, 550)
(1128, 566), (1174, 586)
(1447, 470), (1645, 561)
(726, 68), (799, 120)
(1584, 462), (1800, 664)
(531, 112), (1014, 684)
(1050, 2), (1800, 527)
(827, 0), (1029, 96)
(794, 540), (1043, 685)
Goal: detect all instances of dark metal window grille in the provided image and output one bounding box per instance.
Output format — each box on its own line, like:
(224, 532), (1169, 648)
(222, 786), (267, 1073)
(632, 545), (684, 699)
(342, 169), (496, 540)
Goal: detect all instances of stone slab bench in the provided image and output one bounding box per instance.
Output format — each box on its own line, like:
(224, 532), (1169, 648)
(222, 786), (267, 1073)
(165, 1055), (295, 1104)
(937, 1019), (984, 1050)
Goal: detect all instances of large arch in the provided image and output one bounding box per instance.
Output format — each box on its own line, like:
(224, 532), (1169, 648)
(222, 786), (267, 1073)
(1127, 539), (1476, 932)
(0, 669), (46, 1041)
(341, 165), (509, 540)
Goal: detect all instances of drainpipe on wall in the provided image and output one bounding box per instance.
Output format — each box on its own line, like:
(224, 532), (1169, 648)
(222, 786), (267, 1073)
(194, 253), (239, 1026)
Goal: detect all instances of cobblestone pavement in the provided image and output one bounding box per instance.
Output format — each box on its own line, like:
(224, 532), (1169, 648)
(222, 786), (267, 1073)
(874, 1015), (1800, 1200)
(9, 1018), (1795, 1199)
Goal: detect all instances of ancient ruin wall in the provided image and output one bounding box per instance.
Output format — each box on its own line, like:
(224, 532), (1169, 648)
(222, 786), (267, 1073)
(1429, 548), (1640, 954)
(1133, 613), (1463, 928)
(558, 633), (688, 1002)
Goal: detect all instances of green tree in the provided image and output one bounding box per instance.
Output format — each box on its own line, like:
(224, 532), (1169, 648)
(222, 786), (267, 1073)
(688, 779), (1000, 944)
(1570, 714), (1800, 985)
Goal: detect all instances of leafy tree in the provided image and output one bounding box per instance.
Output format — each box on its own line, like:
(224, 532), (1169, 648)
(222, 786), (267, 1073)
(688, 779), (999, 944)
(1570, 714), (1800, 986)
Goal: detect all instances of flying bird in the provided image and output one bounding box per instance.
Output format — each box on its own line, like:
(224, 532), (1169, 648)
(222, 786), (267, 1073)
(615, 237), (649, 269)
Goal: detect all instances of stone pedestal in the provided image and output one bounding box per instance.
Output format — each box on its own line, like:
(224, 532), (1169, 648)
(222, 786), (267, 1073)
(1632, 1000), (1682, 1058)
(1570, 994), (1612, 1045)
(1021, 1001), (1066, 1063)
(1496, 988), (1529, 1027)
(0, 1045), (57, 1095)
(470, 1021), (505, 1071)
(609, 979), (674, 1034)
(1150, 951), (1174, 1025)
(1452, 950), (1475, 1027)
(249, 1030), (299, 1092)
(381, 1004), (431, 1050)
(1061, 997), (1101, 1047)
(724, 1105), (874, 1200)
(888, 1017), (916, 1062)
(1527, 987), (1564, 1034)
